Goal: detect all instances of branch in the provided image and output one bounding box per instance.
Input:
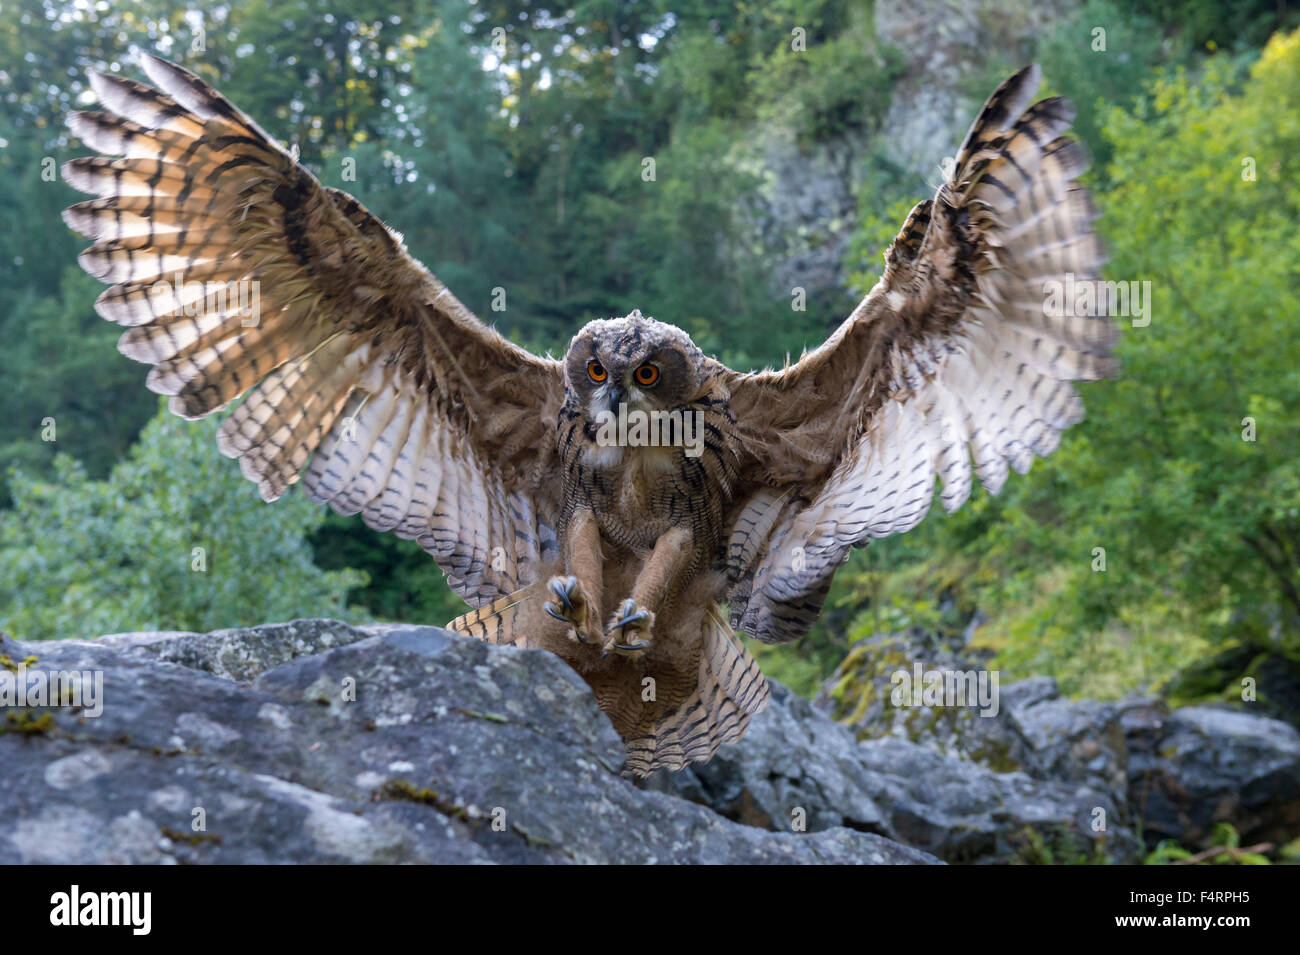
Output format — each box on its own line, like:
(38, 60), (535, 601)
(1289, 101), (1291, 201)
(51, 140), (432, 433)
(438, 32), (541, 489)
(1241, 534), (1300, 619)
(1172, 842), (1273, 865)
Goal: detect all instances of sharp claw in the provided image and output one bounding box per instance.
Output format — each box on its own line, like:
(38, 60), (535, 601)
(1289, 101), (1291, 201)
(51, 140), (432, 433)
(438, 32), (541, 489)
(602, 602), (652, 655)
(548, 577), (576, 613)
(612, 610), (650, 631)
(544, 603), (569, 623)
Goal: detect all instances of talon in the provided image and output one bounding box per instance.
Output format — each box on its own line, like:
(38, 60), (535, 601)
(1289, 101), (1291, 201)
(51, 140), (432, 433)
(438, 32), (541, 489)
(544, 575), (598, 646)
(549, 576), (577, 613)
(612, 609), (651, 631)
(603, 599), (654, 656)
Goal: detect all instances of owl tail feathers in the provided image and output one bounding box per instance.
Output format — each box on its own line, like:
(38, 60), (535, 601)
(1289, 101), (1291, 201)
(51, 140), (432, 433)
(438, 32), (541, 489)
(621, 604), (771, 778)
(445, 583), (542, 648)
(447, 593), (771, 778)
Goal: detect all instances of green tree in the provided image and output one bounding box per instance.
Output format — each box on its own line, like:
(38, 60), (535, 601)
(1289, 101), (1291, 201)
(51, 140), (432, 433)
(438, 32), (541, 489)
(0, 405), (364, 639)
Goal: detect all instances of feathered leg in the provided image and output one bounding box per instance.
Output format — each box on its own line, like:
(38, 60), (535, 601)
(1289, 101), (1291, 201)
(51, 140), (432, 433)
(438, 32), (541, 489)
(544, 507), (604, 645)
(603, 526), (693, 656)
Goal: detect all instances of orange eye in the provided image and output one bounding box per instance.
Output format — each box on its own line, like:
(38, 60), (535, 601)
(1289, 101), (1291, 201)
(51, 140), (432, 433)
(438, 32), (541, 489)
(634, 363), (660, 387)
(587, 360), (608, 383)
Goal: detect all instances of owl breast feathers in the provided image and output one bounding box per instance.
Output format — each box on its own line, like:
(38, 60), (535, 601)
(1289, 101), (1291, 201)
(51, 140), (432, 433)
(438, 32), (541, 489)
(64, 57), (1115, 776)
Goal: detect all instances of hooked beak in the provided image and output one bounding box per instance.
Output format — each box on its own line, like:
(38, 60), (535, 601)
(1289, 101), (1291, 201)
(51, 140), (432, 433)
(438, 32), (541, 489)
(606, 383), (625, 415)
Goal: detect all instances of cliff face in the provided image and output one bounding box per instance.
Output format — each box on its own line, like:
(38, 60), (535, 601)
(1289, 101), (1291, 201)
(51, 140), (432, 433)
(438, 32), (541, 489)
(872, 0), (1075, 177)
(0, 622), (934, 864)
(744, 0), (1074, 298)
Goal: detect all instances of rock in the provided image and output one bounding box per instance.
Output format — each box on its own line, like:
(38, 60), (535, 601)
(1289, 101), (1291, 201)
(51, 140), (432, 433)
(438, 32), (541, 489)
(1000, 675), (1059, 712)
(1003, 677), (1130, 804)
(642, 682), (892, 834)
(874, 0), (1075, 177)
(1123, 702), (1300, 849)
(0, 622), (937, 865)
(645, 681), (1138, 864)
(95, 618), (375, 682)
(741, 119), (873, 298)
(853, 737), (1133, 864)
(816, 630), (1039, 773)
(10, 618), (1293, 864)
(1009, 682), (1300, 850)
(732, 0), (1082, 302)
(652, 629), (1300, 863)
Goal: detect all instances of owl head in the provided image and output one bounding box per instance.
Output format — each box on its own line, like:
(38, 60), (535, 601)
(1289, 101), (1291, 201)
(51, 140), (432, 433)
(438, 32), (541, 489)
(564, 310), (708, 418)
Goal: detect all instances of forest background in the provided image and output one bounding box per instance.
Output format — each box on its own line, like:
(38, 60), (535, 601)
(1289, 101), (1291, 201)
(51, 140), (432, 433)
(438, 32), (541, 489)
(2, 0), (1298, 716)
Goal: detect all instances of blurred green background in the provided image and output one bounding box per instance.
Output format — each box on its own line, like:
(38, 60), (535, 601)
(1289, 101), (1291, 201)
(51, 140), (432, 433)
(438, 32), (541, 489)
(2, 0), (1298, 718)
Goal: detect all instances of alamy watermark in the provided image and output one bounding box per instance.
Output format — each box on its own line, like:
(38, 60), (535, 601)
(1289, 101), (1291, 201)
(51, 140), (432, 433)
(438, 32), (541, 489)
(594, 403), (704, 459)
(890, 662), (1000, 717)
(150, 274), (261, 327)
(1, 662), (103, 717)
(1043, 273), (1151, 327)
(50, 886), (150, 935)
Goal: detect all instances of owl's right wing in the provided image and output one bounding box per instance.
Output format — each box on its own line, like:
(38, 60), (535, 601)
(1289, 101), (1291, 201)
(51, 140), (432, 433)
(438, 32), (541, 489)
(723, 65), (1118, 643)
(63, 55), (564, 606)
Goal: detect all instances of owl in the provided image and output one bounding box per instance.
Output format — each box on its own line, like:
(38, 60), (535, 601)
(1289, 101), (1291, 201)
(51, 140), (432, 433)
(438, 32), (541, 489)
(63, 56), (1115, 776)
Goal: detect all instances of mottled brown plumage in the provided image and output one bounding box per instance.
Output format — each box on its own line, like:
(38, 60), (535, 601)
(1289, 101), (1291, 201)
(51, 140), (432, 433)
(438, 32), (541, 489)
(64, 58), (1115, 776)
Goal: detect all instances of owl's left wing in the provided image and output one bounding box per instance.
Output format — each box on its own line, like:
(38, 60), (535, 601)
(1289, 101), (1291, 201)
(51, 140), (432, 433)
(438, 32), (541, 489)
(723, 65), (1118, 643)
(62, 55), (564, 605)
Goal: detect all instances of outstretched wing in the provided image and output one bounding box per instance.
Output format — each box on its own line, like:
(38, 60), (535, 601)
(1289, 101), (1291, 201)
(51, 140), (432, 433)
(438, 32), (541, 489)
(63, 55), (563, 605)
(724, 65), (1117, 643)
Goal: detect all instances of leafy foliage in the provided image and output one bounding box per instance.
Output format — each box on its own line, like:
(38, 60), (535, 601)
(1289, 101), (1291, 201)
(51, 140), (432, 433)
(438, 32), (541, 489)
(1145, 822), (1272, 865)
(0, 406), (364, 639)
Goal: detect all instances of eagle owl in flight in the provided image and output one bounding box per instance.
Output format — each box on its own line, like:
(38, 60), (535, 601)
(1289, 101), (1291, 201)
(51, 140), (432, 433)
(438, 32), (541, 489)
(64, 56), (1115, 776)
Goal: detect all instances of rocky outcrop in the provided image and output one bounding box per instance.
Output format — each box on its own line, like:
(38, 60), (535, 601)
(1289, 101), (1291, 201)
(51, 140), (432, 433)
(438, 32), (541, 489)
(1121, 702), (1300, 849)
(1002, 672), (1300, 851)
(0, 622), (935, 865)
(648, 630), (1300, 864)
(819, 630), (1038, 772)
(6, 619), (1294, 864)
(644, 681), (1138, 864)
